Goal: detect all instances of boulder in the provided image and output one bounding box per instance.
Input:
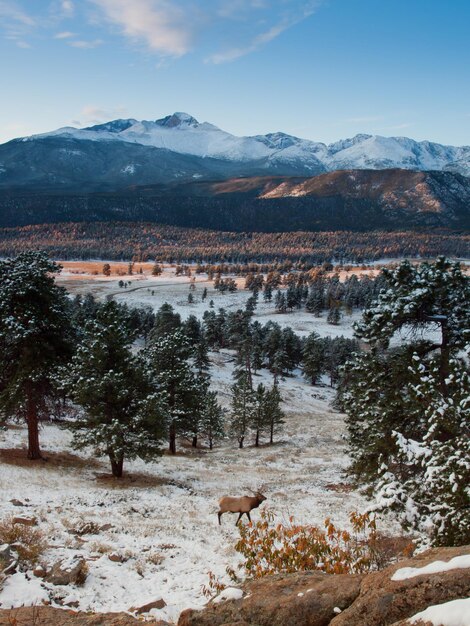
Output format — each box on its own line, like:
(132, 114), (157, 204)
(330, 546), (470, 626)
(130, 598), (167, 614)
(178, 571), (363, 626)
(45, 557), (88, 586)
(0, 545), (18, 575)
(12, 516), (37, 526)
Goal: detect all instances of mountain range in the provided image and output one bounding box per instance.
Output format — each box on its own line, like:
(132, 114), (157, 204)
(1, 112), (469, 192)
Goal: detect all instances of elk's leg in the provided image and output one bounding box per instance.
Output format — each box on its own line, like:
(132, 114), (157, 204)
(218, 512), (223, 525)
(246, 511), (252, 523)
(235, 512), (243, 525)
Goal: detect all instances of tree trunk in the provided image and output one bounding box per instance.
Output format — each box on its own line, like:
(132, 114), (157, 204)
(192, 435), (198, 448)
(255, 430), (260, 447)
(239, 436), (244, 449)
(110, 455), (124, 478)
(270, 422), (274, 444)
(26, 387), (41, 460)
(209, 438), (213, 450)
(169, 421), (177, 454)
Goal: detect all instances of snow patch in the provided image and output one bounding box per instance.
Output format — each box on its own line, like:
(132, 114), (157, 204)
(392, 555), (470, 581)
(213, 587), (244, 603)
(408, 597), (470, 626)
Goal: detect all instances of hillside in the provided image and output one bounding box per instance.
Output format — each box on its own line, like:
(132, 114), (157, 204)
(0, 170), (468, 232)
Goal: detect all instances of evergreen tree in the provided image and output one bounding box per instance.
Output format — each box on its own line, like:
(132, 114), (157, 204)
(375, 352), (470, 546)
(63, 302), (167, 477)
(230, 369), (256, 449)
(263, 284), (273, 302)
(200, 390), (225, 450)
(327, 304), (341, 325)
(151, 303), (182, 338)
(202, 287), (208, 301)
(265, 381), (285, 444)
(339, 259), (470, 545)
(145, 330), (200, 454)
(151, 263), (163, 276)
(252, 383), (268, 447)
(102, 263), (111, 276)
(302, 332), (325, 384)
(0, 252), (73, 459)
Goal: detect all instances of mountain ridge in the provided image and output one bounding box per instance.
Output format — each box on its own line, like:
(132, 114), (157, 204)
(1, 112), (469, 193)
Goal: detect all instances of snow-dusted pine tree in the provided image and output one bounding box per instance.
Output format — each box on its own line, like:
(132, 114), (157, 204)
(63, 302), (167, 477)
(230, 369), (256, 449)
(145, 329), (201, 454)
(338, 258), (470, 546)
(0, 252), (73, 460)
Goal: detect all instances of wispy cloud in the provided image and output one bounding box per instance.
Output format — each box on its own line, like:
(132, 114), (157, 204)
(68, 38), (103, 48)
(207, 1), (319, 64)
(90, 0), (191, 57)
(54, 30), (75, 38)
(77, 105), (130, 126)
(90, 0), (320, 62)
(0, 1), (35, 27)
(0, 1), (35, 46)
(61, 0), (75, 16)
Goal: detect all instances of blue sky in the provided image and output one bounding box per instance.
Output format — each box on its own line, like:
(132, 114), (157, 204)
(0, 0), (469, 145)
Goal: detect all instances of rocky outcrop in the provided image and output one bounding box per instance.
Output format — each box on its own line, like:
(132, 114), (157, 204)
(178, 571), (363, 626)
(0, 606), (169, 625)
(178, 545), (470, 626)
(330, 546), (469, 626)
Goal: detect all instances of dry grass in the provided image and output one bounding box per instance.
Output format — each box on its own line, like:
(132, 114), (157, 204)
(0, 516), (46, 567)
(0, 448), (102, 471)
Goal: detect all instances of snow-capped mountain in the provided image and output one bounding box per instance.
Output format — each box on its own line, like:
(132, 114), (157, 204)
(1, 112), (469, 191)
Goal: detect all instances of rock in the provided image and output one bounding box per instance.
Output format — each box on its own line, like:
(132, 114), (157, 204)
(33, 565), (46, 578)
(9, 499), (24, 507)
(177, 571), (363, 626)
(330, 545), (470, 626)
(108, 553), (125, 563)
(12, 516), (37, 526)
(100, 523), (114, 532)
(0, 607), (165, 625)
(0, 544), (18, 575)
(130, 598), (167, 614)
(45, 556), (88, 586)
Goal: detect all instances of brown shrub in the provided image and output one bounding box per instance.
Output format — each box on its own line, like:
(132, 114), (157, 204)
(0, 516), (46, 567)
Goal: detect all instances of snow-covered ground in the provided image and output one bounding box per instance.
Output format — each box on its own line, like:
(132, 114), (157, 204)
(57, 265), (361, 339)
(0, 265), (395, 622)
(0, 359), (379, 622)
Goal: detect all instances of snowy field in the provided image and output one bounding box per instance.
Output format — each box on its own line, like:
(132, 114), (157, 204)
(0, 264), (397, 622)
(57, 263), (362, 339)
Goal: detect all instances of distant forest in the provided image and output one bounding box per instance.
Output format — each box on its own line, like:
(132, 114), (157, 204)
(0, 222), (468, 263)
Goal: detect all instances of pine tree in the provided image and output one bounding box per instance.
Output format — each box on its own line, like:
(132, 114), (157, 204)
(375, 352), (470, 546)
(252, 383), (268, 447)
(230, 370), (256, 449)
(200, 391), (225, 450)
(151, 303), (182, 338)
(302, 332), (324, 385)
(145, 330), (200, 454)
(151, 263), (163, 276)
(265, 381), (285, 444)
(0, 252), (73, 460)
(62, 302), (167, 477)
(327, 304), (341, 325)
(339, 258), (470, 545)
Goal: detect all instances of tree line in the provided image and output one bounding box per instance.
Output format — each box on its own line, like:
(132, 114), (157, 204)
(0, 222), (467, 263)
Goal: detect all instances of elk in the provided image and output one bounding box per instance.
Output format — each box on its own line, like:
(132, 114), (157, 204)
(217, 491), (267, 525)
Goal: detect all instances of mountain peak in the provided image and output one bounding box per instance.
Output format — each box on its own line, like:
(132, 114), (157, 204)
(155, 112), (199, 128)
